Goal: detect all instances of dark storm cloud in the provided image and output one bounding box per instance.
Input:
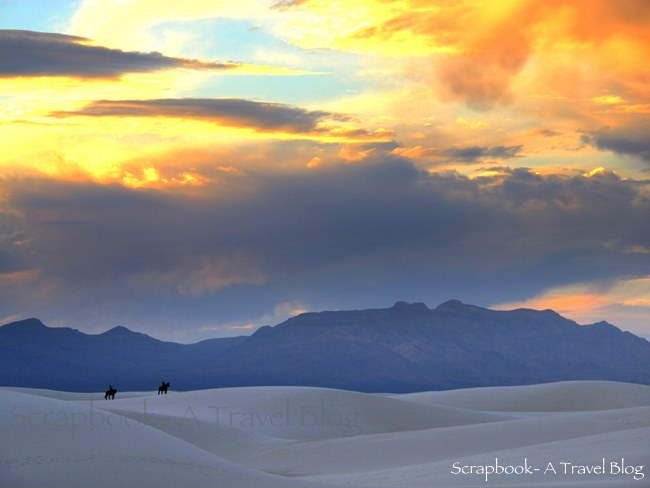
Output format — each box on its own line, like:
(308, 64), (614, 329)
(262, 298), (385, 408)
(0, 30), (236, 78)
(443, 145), (523, 162)
(1, 160), (649, 340)
(53, 98), (343, 133)
(584, 123), (650, 164)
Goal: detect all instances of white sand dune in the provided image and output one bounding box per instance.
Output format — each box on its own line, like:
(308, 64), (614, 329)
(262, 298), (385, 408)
(1, 381), (648, 487)
(0, 390), (336, 488)
(102, 386), (512, 440)
(396, 380), (650, 412)
(2, 387), (151, 401)
(308, 426), (650, 487)
(231, 406), (650, 478)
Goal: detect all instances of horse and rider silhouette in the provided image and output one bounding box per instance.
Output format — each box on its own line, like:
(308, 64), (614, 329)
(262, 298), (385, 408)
(104, 385), (117, 400)
(104, 381), (170, 399)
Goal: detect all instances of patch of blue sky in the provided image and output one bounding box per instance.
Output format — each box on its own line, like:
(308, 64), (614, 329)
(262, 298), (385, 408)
(150, 18), (371, 104)
(149, 18), (277, 63)
(0, 0), (80, 32)
(193, 72), (362, 105)
(150, 17), (365, 69)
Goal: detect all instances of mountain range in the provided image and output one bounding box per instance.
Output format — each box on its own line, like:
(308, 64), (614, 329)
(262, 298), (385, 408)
(1, 300), (649, 392)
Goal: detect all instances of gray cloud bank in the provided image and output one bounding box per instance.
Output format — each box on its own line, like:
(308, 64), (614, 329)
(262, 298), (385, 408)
(1, 158), (649, 340)
(53, 98), (340, 132)
(583, 122), (650, 165)
(443, 144), (523, 162)
(0, 30), (236, 78)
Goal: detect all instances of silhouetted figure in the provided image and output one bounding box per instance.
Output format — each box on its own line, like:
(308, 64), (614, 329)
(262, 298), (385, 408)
(158, 381), (170, 395)
(104, 384), (117, 400)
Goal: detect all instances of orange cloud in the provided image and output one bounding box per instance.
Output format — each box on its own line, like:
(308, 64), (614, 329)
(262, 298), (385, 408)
(0, 269), (41, 286)
(279, 0), (650, 110)
(127, 254), (268, 297)
(391, 146), (434, 159)
(338, 144), (376, 162)
(0, 92), (394, 188)
(495, 276), (650, 326)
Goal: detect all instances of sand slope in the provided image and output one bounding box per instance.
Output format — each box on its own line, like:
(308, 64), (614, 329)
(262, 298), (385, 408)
(103, 386), (512, 440)
(0, 390), (334, 488)
(396, 380), (650, 412)
(1, 381), (648, 487)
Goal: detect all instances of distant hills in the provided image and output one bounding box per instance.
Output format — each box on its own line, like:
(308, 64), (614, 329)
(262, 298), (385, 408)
(1, 300), (649, 392)
(0, 318), (246, 391)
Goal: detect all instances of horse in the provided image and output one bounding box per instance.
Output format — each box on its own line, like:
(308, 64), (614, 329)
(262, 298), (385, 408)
(157, 382), (170, 395)
(104, 386), (117, 400)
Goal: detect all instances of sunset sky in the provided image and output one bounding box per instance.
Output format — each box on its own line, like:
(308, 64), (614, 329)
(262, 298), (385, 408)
(1, 0), (649, 342)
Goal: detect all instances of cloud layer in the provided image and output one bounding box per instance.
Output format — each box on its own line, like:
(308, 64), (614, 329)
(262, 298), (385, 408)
(443, 145), (523, 162)
(585, 123), (650, 164)
(53, 98), (344, 133)
(0, 29), (236, 78)
(277, 0), (650, 107)
(2, 159), (649, 340)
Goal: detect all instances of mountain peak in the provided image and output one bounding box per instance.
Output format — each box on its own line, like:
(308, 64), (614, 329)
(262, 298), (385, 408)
(390, 301), (430, 312)
(591, 320), (615, 327)
(100, 325), (136, 336)
(1, 317), (48, 331)
(585, 320), (620, 332)
(435, 299), (469, 310)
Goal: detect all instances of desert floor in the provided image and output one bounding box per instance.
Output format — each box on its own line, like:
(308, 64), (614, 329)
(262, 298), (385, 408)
(1, 381), (649, 487)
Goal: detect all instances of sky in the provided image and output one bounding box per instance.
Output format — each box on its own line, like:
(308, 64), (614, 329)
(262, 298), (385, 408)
(1, 0), (649, 342)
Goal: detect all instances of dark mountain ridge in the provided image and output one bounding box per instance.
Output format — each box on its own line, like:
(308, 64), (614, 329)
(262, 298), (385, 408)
(1, 301), (648, 392)
(206, 300), (649, 391)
